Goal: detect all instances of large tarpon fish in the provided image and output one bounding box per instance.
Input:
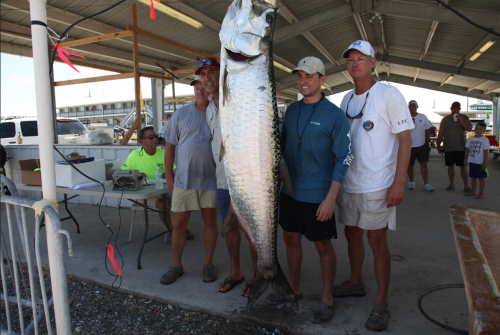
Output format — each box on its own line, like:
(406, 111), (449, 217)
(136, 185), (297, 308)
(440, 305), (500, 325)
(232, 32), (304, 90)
(219, 0), (297, 310)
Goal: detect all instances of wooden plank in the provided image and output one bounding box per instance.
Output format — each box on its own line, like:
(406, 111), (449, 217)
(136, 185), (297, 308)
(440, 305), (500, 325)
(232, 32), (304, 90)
(54, 56), (129, 73)
(53, 30), (133, 49)
(170, 69), (196, 74)
(128, 25), (218, 60)
(54, 72), (135, 86)
(167, 97), (195, 102)
(121, 117), (141, 145)
(139, 72), (172, 81)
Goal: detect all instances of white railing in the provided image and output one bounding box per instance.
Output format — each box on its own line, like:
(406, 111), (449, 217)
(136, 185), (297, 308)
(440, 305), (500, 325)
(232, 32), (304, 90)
(1, 176), (73, 335)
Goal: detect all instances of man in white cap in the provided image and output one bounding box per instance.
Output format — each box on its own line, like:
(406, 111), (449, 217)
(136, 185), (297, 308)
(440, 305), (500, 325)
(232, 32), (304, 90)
(406, 100), (434, 192)
(333, 41), (412, 332)
(162, 75), (218, 285)
(266, 56), (352, 324)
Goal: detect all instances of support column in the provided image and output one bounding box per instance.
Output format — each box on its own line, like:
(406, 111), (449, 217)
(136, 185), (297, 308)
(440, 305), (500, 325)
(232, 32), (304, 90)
(151, 78), (165, 132)
(29, 0), (71, 333)
(493, 96), (499, 141)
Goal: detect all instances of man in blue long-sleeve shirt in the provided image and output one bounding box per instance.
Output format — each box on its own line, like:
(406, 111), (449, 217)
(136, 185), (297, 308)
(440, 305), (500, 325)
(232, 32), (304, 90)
(266, 57), (352, 324)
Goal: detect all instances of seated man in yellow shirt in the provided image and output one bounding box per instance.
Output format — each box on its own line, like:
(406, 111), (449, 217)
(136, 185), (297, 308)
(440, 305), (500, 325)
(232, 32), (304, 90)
(121, 126), (193, 239)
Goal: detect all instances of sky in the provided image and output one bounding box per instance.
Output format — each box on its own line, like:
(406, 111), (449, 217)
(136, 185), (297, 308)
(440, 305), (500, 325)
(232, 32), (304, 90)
(1, 53), (482, 119)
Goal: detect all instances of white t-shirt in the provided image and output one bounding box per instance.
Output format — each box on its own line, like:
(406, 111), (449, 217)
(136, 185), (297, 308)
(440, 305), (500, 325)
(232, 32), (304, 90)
(410, 113), (432, 147)
(465, 136), (490, 164)
(340, 82), (413, 194)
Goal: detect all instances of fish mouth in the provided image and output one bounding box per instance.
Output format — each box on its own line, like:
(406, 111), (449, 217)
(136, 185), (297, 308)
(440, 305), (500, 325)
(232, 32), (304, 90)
(225, 48), (258, 61)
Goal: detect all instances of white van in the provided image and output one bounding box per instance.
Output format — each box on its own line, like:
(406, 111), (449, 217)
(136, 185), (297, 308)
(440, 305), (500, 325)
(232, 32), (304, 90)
(0, 118), (88, 145)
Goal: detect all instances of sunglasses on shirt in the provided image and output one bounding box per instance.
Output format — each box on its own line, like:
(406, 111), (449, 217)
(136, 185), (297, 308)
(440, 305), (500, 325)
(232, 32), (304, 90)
(345, 91), (370, 119)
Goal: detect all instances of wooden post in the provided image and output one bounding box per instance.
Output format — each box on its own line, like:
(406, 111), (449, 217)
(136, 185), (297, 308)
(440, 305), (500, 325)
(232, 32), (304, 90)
(122, 3), (141, 145)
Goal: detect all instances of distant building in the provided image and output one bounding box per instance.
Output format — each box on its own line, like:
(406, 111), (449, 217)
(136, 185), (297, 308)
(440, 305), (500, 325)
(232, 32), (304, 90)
(57, 94), (195, 127)
(433, 101), (493, 127)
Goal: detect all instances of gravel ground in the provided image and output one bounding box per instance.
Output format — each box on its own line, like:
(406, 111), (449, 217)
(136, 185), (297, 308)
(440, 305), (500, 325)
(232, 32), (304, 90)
(1, 262), (289, 335)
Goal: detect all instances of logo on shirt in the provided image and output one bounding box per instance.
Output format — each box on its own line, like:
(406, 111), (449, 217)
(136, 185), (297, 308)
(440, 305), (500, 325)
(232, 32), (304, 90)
(363, 120), (374, 131)
(311, 121), (321, 126)
(398, 119), (408, 125)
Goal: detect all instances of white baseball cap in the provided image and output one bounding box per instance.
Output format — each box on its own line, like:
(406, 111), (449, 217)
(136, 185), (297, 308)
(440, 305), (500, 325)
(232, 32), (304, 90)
(189, 75), (201, 86)
(292, 56), (325, 76)
(342, 40), (375, 58)
(408, 100), (418, 107)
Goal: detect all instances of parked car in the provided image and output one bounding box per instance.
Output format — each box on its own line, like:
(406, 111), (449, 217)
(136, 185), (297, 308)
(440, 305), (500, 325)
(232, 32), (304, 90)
(1, 118), (88, 145)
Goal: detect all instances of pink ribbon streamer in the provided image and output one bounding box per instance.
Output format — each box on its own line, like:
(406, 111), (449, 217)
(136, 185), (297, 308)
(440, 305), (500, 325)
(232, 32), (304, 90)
(55, 43), (86, 73)
(106, 244), (122, 276)
(150, 0), (160, 20)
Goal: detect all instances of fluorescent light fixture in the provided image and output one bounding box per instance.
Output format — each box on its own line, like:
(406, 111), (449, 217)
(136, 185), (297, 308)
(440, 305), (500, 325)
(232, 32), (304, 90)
(442, 74), (454, 85)
(274, 61), (292, 73)
(469, 40), (495, 61)
(135, 0), (203, 29)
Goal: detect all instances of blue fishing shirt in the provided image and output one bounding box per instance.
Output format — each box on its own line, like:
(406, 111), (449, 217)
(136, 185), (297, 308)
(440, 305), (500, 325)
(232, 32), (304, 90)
(281, 98), (352, 203)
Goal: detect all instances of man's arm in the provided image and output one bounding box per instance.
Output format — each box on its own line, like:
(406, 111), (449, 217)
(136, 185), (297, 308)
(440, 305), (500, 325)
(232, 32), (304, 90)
(164, 143), (176, 194)
(316, 180), (341, 222)
(386, 130), (412, 208)
(436, 118), (446, 153)
(464, 148), (469, 166)
(456, 114), (472, 132)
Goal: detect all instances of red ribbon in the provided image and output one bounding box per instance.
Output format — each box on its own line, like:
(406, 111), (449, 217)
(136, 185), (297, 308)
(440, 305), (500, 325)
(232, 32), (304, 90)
(150, 0), (160, 20)
(55, 43), (86, 73)
(106, 244), (122, 276)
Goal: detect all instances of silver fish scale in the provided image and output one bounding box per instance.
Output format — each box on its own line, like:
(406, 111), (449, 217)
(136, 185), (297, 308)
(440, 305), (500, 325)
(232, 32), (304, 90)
(220, 52), (280, 278)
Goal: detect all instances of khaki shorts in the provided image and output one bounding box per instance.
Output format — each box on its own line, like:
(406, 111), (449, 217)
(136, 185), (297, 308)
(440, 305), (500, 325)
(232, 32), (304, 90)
(337, 189), (396, 230)
(171, 187), (217, 212)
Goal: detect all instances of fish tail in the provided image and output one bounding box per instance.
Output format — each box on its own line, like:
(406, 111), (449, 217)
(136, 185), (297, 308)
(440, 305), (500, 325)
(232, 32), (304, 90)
(247, 268), (270, 309)
(272, 262), (299, 311)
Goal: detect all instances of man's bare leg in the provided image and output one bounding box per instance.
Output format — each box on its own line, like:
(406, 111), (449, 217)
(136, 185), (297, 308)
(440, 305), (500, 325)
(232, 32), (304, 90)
(314, 239), (336, 306)
(344, 225), (365, 286)
(283, 231), (303, 295)
(477, 178), (485, 199)
(218, 225), (243, 292)
(241, 244), (258, 297)
(201, 207), (218, 266)
(155, 198), (173, 232)
(420, 162), (429, 184)
(407, 165), (414, 182)
(172, 211), (191, 268)
(448, 165), (455, 186)
(367, 228), (390, 307)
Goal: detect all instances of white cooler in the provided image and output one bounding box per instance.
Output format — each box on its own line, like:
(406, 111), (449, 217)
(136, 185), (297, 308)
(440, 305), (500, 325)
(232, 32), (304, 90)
(55, 159), (106, 188)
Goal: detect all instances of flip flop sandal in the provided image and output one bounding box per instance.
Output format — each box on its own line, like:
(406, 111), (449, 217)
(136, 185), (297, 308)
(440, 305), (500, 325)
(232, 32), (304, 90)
(333, 280), (366, 298)
(365, 304), (390, 332)
(265, 292), (303, 305)
(309, 302), (336, 324)
(218, 276), (245, 293)
(241, 282), (253, 297)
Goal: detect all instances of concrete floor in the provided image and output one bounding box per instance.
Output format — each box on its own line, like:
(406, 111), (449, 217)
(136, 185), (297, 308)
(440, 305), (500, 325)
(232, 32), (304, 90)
(2, 149), (499, 334)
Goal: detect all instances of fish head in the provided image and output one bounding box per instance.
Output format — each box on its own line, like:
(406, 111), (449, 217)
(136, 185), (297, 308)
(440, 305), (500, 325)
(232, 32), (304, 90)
(220, 0), (278, 58)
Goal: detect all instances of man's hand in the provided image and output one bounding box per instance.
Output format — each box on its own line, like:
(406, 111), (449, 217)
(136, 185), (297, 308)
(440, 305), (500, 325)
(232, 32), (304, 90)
(437, 144), (442, 154)
(386, 181), (404, 208)
(316, 197), (335, 222)
(455, 113), (463, 122)
(166, 175), (174, 194)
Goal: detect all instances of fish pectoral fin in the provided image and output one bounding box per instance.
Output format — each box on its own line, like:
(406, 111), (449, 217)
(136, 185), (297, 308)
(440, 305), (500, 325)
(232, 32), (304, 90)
(219, 140), (225, 162)
(221, 203), (237, 237)
(247, 269), (270, 309)
(279, 154), (293, 195)
(272, 262), (299, 311)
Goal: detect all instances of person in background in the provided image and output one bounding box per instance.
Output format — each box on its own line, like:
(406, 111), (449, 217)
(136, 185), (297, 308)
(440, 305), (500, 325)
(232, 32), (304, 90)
(162, 76), (218, 285)
(121, 126), (173, 233)
(464, 122), (490, 199)
(406, 100), (434, 192)
(436, 102), (472, 192)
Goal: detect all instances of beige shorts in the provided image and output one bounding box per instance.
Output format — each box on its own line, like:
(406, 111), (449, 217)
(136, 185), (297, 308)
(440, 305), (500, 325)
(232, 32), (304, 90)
(337, 189), (396, 230)
(171, 187), (217, 212)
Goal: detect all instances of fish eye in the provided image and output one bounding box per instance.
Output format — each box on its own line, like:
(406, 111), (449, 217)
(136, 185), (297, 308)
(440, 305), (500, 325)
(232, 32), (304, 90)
(266, 14), (273, 24)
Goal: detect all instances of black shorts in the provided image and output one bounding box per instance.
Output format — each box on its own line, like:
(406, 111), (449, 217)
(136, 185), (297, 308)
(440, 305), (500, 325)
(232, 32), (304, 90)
(409, 144), (430, 165)
(279, 192), (337, 241)
(445, 151), (465, 166)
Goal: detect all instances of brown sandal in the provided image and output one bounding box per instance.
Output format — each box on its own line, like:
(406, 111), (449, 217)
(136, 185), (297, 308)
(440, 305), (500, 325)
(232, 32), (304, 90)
(365, 304), (390, 332)
(218, 277), (244, 293)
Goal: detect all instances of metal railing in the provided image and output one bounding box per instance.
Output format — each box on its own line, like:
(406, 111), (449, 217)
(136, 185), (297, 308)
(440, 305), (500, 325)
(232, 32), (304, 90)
(1, 176), (73, 335)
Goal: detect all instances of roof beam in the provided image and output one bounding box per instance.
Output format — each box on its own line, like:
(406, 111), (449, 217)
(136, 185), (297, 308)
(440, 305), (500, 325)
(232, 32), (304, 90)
(0, 0), (199, 63)
(371, 0), (500, 29)
(484, 83), (500, 94)
(376, 54), (500, 82)
(468, 68), (500, 91)
(378, 73), (497, 101)
(276, 0), (352, 83)
(413, 20), (439, 81)
(353, 13), (369, 41)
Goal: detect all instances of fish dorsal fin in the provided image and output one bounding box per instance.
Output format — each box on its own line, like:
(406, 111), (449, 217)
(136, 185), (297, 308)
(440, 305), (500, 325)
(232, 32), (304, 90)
(222, 66), (229, 107)
(219, 140), (225, 162)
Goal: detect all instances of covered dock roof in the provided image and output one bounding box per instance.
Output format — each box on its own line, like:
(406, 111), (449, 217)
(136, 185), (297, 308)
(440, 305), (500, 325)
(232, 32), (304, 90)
(1, 0), (499, 103)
